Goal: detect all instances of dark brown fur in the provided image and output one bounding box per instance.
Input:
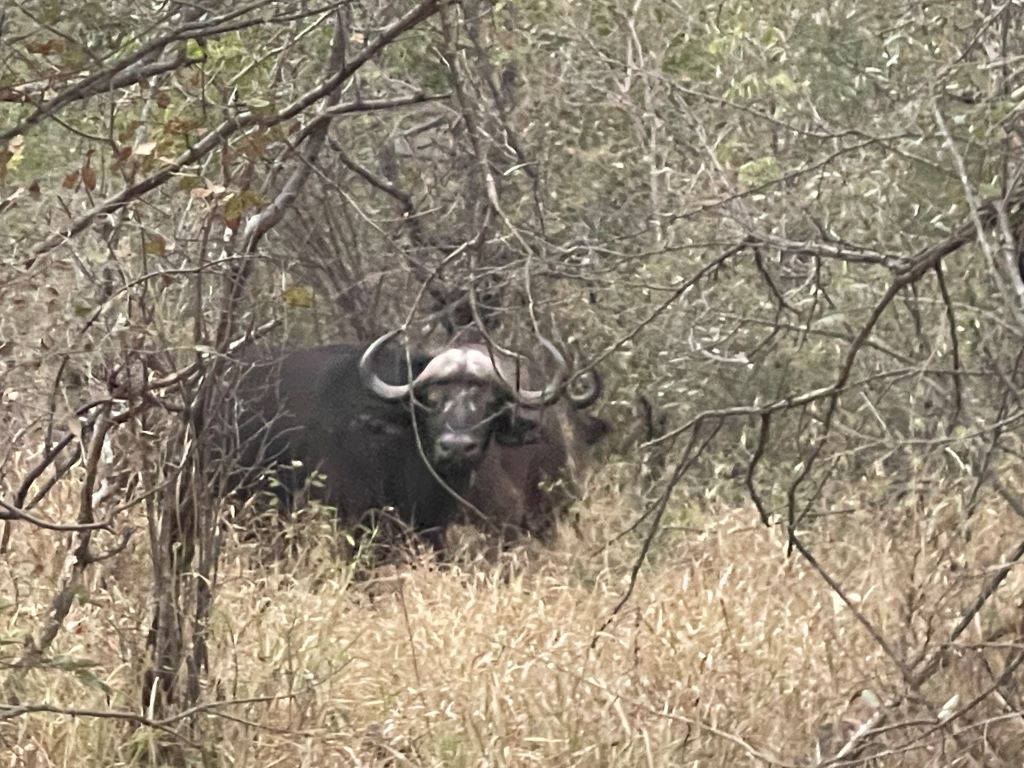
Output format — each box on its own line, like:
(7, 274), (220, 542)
(460, 380), (609, 543)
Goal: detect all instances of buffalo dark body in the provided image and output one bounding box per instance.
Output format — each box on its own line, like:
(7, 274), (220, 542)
(231, 335), (576, 550)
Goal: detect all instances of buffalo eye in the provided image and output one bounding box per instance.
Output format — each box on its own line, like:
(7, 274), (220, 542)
(421, 388), (445, 409)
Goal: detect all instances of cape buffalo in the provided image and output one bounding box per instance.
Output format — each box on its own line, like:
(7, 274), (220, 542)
(459, 369), (610, 543)
(231, 331), (588, 551)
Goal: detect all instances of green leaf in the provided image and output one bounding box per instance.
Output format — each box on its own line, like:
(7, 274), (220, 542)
(48, 654), (101, 672)
(143, 235), (167, 257)
(74, 668), (114, 697)
(185, 38), (205, 59)
(223, 189), (265, 223)
(177, 175), (204, 192)
(282, 285), (315, 308)
(737, 156), (779, 187)
(767, 71), (800, 93)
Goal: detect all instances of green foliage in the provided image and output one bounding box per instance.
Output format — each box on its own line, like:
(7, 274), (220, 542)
(3, 4), (1024, 765)
(379, 36), (451, 92)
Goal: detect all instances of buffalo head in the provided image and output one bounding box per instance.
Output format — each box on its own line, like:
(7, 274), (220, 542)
(358, 330), (574, 472)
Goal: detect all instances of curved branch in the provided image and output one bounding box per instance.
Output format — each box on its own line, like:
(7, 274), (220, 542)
(0, 500), (113, 533)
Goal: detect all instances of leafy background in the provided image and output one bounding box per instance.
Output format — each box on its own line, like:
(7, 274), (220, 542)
(2, 1), (1024, 765)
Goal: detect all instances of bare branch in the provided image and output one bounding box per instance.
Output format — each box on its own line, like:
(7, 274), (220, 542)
(0, 500), (113, 533)
(25, 0), (445, 264)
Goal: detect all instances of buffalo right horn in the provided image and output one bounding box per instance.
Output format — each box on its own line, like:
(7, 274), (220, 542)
(566, 368), (602, 409)
(496, 336), (569, 407)
(359, 330), (412, 401)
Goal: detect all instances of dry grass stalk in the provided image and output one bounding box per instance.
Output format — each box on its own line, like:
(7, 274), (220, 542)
(2, 479), (1023, 766)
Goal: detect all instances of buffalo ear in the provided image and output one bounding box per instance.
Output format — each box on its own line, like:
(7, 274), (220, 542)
(494, 411), (541, 446)
(581, 415), (611, 445)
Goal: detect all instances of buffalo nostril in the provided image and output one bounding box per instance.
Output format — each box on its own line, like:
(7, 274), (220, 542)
(437, 434), (483, 461)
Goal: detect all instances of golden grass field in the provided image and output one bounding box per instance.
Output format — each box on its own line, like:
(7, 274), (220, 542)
(3, 474), (1024, 767)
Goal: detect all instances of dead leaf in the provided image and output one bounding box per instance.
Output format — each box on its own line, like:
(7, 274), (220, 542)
(26, 38), (66, 55)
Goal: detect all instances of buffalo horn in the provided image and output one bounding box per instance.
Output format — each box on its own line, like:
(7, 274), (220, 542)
(495, 336), (568, 407)
(359, 330), (412, 401)
(362, 331), (570, 407)
(566, 368), (602, 408)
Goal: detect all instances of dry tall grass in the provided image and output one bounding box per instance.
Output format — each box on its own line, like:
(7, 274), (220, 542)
(3, 479), (1023, 766)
